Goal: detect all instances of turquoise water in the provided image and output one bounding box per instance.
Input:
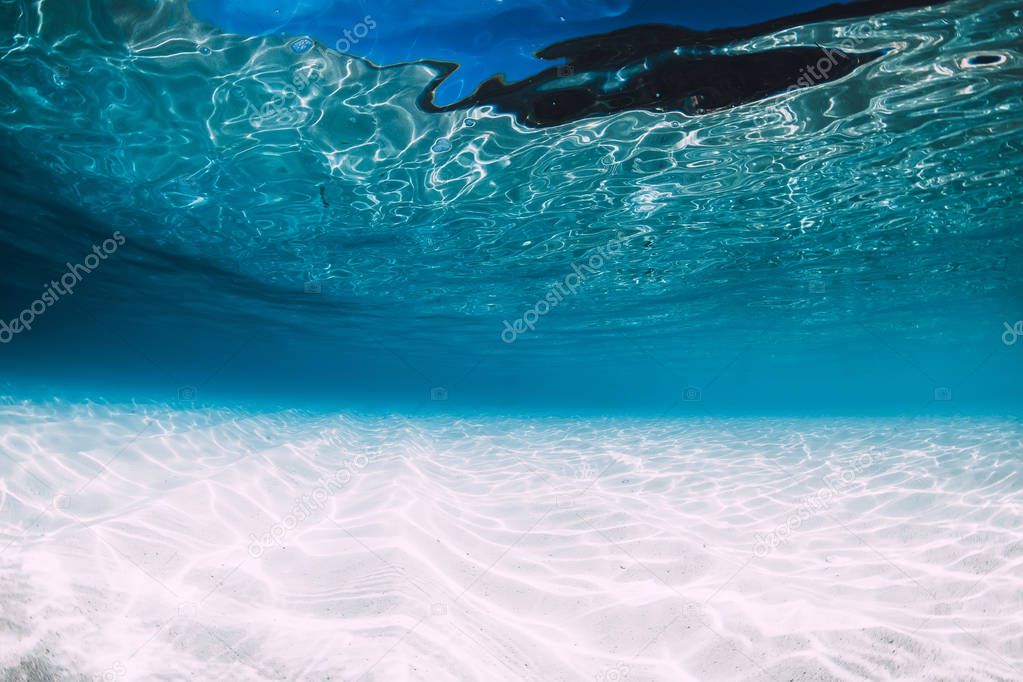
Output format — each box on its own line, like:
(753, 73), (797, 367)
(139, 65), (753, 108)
(1, 2), (1022, 680)
(0, 0), (1020, 414)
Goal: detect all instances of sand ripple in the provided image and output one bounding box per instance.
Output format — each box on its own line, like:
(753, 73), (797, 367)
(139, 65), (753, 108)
(1, 402), (1021, 680)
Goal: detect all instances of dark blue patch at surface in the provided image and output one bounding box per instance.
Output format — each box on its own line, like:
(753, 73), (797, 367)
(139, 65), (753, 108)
(188, 0), (845, 105)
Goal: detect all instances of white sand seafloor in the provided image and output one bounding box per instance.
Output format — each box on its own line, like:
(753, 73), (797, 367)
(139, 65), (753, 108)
(0, 402), (1020, 681)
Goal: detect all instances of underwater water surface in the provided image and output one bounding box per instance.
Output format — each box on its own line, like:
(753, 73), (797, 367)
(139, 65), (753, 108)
(0, 0), (1021, 679)
(0, 0), (1018, 412)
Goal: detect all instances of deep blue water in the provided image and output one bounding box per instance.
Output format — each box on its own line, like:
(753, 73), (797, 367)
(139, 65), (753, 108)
(0, 0), (1020, 415)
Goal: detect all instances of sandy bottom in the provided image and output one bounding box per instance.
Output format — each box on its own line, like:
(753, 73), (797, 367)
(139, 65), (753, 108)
(0, 402), (1021, 681)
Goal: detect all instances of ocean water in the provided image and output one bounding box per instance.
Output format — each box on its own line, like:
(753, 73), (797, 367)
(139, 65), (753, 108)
(0, 0), (1021, 679)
